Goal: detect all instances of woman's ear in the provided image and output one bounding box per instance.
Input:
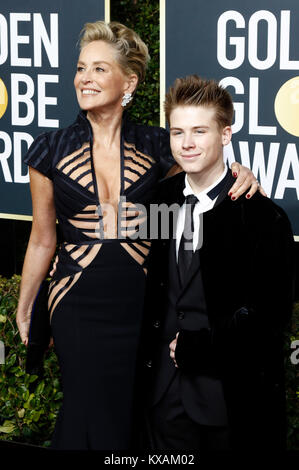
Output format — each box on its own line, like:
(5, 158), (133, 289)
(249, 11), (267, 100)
(125, 74), (138, 95)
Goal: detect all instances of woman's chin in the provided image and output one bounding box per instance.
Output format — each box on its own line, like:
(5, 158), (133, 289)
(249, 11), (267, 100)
(78, 102), (98, 111)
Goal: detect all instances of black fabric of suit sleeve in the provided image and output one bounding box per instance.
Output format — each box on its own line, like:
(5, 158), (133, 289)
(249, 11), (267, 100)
(175, 328), (219, 376)
(159, 127), (175, 177)
(175, 201), (295, 376)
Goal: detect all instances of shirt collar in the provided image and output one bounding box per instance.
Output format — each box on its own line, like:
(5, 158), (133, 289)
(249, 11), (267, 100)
(183, 165), (228, 202)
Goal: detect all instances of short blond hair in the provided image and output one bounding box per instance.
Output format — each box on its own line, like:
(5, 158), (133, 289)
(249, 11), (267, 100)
(165, 75), (234, 129)
(79, 21), (150, 83)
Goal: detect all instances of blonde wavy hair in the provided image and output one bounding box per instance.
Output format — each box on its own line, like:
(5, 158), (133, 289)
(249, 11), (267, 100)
(79, 21), (150, 84)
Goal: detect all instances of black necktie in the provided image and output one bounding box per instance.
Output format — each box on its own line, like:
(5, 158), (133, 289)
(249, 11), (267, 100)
(178, 194), (198, 285)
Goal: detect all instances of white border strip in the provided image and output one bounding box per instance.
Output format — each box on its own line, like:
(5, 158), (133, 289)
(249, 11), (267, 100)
(0, 213), (32, 221)
(105, 0), (110, 23)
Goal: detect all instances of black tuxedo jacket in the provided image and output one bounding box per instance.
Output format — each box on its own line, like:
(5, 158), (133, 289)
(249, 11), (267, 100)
(138, 170), (295, 449)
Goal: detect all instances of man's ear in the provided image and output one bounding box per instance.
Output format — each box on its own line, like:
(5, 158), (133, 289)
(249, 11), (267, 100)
(222, 126), (232, 146)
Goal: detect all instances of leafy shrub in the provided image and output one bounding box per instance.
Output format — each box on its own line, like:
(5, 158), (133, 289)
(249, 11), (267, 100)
(0, 275), (61, 446)
(111, 0), (160, 126)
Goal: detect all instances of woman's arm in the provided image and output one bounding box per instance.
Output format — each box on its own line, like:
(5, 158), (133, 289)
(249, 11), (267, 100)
(229, 161), (267, 199)
(16, 167), (57, 346)
(166, 162), (267, 199)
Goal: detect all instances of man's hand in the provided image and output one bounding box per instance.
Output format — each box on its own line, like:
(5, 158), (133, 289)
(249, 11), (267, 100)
(229, 162), (267, 200)
(169, 332), (179, 368)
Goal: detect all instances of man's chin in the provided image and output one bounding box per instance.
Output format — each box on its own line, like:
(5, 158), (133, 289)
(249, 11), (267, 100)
(180, 166), (202, 175)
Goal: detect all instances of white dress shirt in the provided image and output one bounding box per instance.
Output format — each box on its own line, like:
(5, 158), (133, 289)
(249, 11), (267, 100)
(176, 166), (228, 261)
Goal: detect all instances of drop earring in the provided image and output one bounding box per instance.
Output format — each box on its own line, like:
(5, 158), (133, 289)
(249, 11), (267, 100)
(121, 92), (133, 107)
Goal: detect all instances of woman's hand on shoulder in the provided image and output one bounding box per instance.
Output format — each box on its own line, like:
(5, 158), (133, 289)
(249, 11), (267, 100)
(228, 162), (267, 200)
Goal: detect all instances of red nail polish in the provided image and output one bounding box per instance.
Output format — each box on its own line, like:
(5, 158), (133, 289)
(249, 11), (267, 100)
(246, 194), (251, 199)
(231, 196), (236, 201)
(228, 192), (232, 196)
(233, 172), (237, 178)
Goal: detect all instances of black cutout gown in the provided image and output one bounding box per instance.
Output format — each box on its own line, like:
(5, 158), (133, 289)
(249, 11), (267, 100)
(24, 111), (173, 449)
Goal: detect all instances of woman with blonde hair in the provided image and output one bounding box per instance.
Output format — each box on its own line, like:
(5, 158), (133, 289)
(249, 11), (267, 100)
(16, 21), (260, 450)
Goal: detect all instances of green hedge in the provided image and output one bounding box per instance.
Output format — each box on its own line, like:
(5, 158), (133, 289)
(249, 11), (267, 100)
(0, 276), (61, 446)
(110, 0), (160, 126)
(0, 275), (298, 449)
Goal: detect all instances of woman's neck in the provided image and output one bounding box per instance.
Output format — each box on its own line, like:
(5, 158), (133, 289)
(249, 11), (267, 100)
(87, 107), (124, 148)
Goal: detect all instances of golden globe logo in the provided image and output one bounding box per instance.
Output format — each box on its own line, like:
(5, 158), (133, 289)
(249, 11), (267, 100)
(0, 78), (8, 119)
(275, 77), (299, 137)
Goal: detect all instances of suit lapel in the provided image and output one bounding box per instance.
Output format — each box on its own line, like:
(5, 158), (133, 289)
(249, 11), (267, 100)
(169, 238), (181, 288)
(213, 171), (235, 208)
(177, 248), (201, 302)
(162, 168), (233, 207)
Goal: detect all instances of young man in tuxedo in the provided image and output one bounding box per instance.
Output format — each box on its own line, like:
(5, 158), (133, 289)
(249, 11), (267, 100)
(141, 75), (295, 451)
